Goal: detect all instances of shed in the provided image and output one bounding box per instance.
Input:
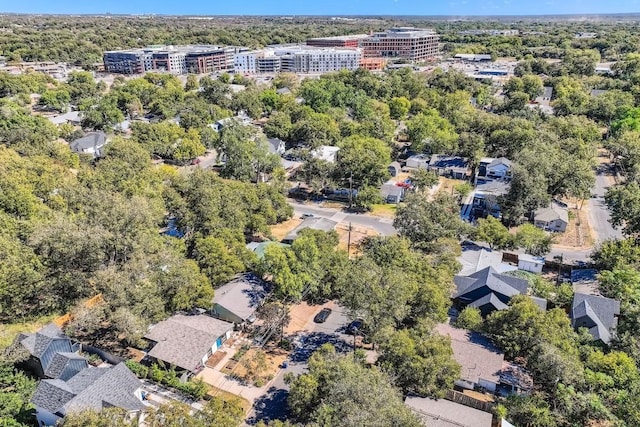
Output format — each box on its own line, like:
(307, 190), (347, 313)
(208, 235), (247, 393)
(518, 253), (545, 274)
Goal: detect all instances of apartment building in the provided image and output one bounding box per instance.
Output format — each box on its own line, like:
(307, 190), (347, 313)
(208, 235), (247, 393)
(306, 34), (369, 48)
(360, 27), (440, 61)
(104, 45), (248, 74)
(234, 45), (361, 74)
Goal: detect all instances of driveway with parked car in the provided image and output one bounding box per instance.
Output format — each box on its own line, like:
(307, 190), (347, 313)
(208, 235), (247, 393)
(245, 302), (354, 425)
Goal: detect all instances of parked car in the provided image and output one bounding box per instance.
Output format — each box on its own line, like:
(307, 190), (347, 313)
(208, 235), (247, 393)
(346, 318), (363, 335)
(301, 213), (314, 219)
(314, 308), (332, 323)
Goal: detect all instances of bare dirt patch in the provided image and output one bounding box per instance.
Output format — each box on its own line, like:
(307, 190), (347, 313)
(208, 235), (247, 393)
(205, 350), (227, 369)
(553, 203), (594, 250)
(285, 302), (318, 334)
(336, 223), (378, 258)
(270, 217), (303, 241)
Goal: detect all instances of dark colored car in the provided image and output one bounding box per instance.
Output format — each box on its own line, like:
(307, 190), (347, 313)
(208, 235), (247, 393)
(301, 213), (314, 219)
(346, 319), (363, 335)
(314, 308), (332, 323)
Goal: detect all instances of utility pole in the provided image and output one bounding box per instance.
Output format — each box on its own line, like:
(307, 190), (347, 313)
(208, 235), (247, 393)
(347, 222), (353, 260)
(348, 170), (354, 210)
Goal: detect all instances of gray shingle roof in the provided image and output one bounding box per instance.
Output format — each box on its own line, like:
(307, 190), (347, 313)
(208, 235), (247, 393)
(454, 266), (529, 313)
(405, 396), (493, 427)
(534, 202), (569, 224)
(571, 293), (620, 344)
(32, 363), (144, 416)
(213, 273), (270, 321)
(145, 314), (234, 372)
(70, 132), (107, 154)
(44, 352), (89, 381)
(20, 323), (80, 379)
(487, 157), (512, 169)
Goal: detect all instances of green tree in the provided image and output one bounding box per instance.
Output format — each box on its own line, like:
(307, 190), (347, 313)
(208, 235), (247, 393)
(388, 96), (411, 120)
(475, 216), (513, 249)
(287, 344), (422, 427)
(514, 223), (553, 255)
(394, 192), (470, 249)
(406, 109), (459, 154)
(455, 307), (483, 331)
(0, 362), (36, 427)
(377, 325), (460, 398)
(605, 181), (640, 237)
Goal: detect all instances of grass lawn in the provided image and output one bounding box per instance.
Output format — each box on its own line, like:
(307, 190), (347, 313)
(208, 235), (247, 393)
(0, 314), (59, 349)
(206, 386), (253, 413)
(370, 204), (397, 218)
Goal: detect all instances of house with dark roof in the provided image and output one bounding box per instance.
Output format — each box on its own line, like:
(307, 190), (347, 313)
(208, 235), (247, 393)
(571, 293), (620, 345)
(472, 178), (510, 219)
(427, 155), (471, 180)
(405, 395), (493, 427)
(211, 273), (270, 325)
(17, 324), (86, 380)
(69, 132), (108, 158)
(144, 314), (234, 375)
(16, 324), (145, 426)
(32, 362), (145, 427)
(453, 266), (544, 316)
(534, 202), (569, 232)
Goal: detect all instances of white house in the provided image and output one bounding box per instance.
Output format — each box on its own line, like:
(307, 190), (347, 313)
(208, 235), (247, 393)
(518, 253), (545, 274)
(405, 154), (430, 169)
(478, 157), (512, 180)
(69, 132), (108, 158)
(311, 145), (340, 163)
(534, 202), (569, 232)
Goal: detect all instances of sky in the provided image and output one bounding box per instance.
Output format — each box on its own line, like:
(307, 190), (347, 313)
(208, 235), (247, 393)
(3, 0), (640, 16)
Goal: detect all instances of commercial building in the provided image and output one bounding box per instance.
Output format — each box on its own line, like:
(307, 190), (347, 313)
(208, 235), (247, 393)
(104, 45), (248, 75)
(459, 29), (520, 36)
(306, 34), (369, 48)
(360, 27), (440, 61)
(234, 45), (361, 74)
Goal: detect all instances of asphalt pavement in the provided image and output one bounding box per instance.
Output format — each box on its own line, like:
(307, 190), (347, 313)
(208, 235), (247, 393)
(289, 200), (396, 236)
(245, 304), (353, 425)
(587, 164), (623, 245)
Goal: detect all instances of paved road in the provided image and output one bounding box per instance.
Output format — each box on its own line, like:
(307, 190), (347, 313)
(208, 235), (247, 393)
(587, 164), (623, 245)
(244, 304), (353, 425)
(289, 200), (396, 236)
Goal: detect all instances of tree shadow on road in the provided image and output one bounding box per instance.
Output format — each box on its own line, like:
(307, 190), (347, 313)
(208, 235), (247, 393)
(290, 331), (352, 363)
(246, 386), (289, 425)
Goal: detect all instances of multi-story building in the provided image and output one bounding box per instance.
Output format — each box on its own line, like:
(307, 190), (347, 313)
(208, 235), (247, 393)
(360, 27), (440, 61)
(306, 34), (369, 48)
(234, 45), (361, 74)
(104, 45), (247, 75)
(459, 29), (520, 36)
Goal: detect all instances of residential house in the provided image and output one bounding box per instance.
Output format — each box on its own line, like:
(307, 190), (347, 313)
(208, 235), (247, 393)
(70, 132), (108, 158)
(211, 273), (271, 325)
(32, 363), (145, 427)
(518, 253), (545, 274)
(144, 314), (234, 375)
(404, 395), (493, 427)
(499, 362), (534, 396)
(472, 178), (510, 219)
(267, 138), (286, 156)
(436, 323), (504, 392)
(380, 180), (405, 204)
(534, 202), (569, 232)
(276, 87), (292, 95)
(16, 324), (145, 427)
(478, 157), (512, 180)
(457, 244), (517, 276)
(405, 154), (430, 170)
(453, 266), (545, 316)
(311, 145), (340, 163)
(17, 324), (85, 380)
(536, 86), (553, 104)
(210, 114), (252, 132)
(571, 293), (620, 345)
(427, 154), (471, 180)
(282, 217), (338, 244)
(48, 111), (82, 126)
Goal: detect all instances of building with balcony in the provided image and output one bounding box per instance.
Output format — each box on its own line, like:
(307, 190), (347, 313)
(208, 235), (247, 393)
(360, 27), (440, 61)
